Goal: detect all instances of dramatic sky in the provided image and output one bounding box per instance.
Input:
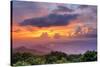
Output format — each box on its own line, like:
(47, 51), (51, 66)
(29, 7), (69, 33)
(12, 1), (97, 54)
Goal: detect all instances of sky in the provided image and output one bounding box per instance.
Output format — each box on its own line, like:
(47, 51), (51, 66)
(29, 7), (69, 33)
(12, 1), (97, 54)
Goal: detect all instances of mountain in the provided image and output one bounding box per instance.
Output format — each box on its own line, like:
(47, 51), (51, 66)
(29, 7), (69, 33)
(13, 45), (52, 55)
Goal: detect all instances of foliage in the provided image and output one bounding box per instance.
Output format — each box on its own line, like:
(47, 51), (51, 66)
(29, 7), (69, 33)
(45, 51), (68, 64)
(80, 51), (97, 62)
(11, 51), (97, 66)
(13, 61), (31, 66)
(67, 54), (82, 62)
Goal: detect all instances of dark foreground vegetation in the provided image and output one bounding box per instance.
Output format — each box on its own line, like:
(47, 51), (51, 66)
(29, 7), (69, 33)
(11, 51), (97, 66)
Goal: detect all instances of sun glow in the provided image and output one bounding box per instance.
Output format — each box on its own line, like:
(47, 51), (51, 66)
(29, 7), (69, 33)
(12, 21), (92, 39)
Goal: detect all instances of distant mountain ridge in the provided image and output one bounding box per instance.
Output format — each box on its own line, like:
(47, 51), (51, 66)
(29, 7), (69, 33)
(13, 45), (52, 55)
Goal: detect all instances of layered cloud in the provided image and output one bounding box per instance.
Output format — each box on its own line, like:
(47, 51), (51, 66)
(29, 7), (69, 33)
(12, 1), (97, 25)
(20, 14), (78, 27)
(12, 1), (97, 39)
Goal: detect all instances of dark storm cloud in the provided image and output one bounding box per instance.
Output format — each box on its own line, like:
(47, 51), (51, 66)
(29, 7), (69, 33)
(20, 14), (78, 27)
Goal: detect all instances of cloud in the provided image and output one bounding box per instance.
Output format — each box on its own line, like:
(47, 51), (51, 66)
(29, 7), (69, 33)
(12, 1), (97, 30)
(52, 5), (74, 14)
(78, 5), (89, 9)
(20, 14), (78, 27)
(12, 1), (50, 23)
(70, 5), (97, 28)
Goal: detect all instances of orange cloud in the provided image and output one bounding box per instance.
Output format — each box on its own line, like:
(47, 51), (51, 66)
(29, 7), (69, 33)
(12, 20), (93, 40)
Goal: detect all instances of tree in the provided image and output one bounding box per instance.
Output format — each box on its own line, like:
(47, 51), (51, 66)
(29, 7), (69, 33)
(12, 52), (33, 65)
(25, 56), (46, 65)
(80, 51), (97, 62)
(12, 50), (97, 66)
(45, 51), (68, 64)
(13, 61), (31, 66)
